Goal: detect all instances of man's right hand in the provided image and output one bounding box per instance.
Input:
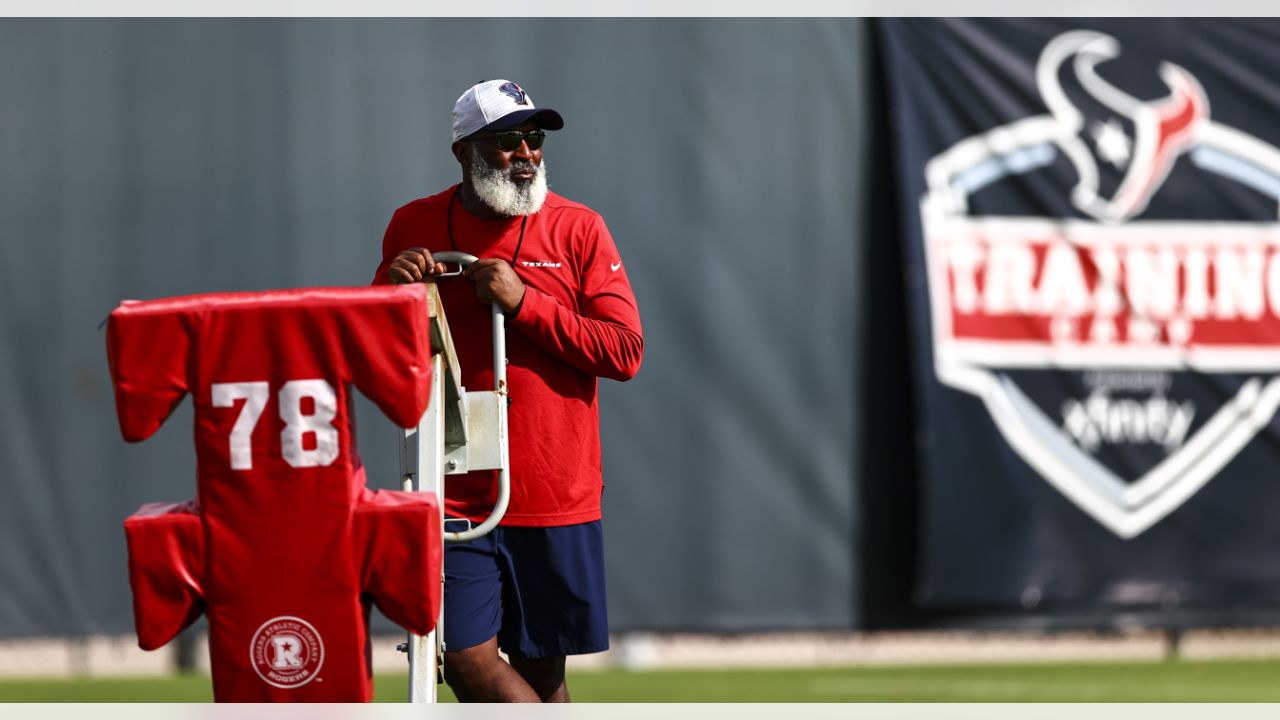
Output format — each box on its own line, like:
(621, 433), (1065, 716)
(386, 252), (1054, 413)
(388, 247), (448, 284)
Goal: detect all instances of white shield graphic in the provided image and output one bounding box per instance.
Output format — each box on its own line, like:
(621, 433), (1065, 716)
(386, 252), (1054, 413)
(922, 30), (1280, 539)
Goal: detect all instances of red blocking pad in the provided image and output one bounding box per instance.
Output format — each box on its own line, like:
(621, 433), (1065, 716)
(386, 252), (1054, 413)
(107, 286), (441, 702)
(123, 501), (205, 653)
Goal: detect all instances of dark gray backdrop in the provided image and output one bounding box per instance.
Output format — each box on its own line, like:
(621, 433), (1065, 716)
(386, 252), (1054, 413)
(0, 19), (872, 636)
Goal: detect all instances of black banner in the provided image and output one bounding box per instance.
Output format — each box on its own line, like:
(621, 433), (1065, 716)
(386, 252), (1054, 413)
(881, 19), (1280, 612)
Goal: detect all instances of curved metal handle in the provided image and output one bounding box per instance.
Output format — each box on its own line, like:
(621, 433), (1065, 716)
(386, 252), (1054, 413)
(432, 250), (510, 544)
(431, 250), (478, 278)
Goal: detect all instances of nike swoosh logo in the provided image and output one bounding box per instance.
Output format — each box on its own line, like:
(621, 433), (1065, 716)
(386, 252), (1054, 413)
(610, 261), (622, 272)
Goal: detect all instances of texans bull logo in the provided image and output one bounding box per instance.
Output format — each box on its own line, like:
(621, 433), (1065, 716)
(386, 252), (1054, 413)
(1039, 31), (1209, 224)
(921, 29), (1280, 538)
(499, 81), (529, 106)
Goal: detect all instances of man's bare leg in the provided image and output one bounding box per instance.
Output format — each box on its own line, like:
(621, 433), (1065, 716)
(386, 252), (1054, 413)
(510, 655), (569, 702)
(443, 637), (540, 702)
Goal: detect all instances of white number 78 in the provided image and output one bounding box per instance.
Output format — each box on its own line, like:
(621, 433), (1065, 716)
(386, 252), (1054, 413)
(211, 379), (339, 470)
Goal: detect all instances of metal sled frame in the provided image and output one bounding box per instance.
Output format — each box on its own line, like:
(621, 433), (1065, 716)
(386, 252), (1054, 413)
(398, 253), (510, 703)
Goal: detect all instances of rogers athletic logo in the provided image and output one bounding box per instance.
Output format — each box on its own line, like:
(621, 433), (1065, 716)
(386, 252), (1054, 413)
(250, 616), (325, 688)
(922, 30), (1280, 538)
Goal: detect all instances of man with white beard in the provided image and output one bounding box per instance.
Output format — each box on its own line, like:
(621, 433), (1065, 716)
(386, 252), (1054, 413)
(374, 79), (643, 702)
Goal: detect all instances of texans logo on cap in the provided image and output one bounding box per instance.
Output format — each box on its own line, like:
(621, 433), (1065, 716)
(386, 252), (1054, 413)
(498, 82), (528, 106)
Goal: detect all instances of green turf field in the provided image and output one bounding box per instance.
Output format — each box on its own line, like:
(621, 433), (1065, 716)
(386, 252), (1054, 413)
(2, 659), (1280, 702)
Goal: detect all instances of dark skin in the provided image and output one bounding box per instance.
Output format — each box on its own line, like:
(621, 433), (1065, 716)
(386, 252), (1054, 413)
(389, 121), (570, 703)
(443, 639), (568, 703)
(386, 120), (543, 315)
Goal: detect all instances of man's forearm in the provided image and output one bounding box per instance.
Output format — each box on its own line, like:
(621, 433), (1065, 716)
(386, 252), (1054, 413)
(510, 287), (643, 382)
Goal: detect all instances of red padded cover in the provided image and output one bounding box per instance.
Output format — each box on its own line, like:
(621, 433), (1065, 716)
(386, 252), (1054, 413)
(123, 501), (204, 652)
(108, 286), (440, 702)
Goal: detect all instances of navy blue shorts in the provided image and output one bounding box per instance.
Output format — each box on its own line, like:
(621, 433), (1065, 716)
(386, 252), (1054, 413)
(442, 519), (609, 660)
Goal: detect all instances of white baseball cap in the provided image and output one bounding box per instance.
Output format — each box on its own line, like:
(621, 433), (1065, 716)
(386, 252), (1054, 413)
(451, 79), (565, 142)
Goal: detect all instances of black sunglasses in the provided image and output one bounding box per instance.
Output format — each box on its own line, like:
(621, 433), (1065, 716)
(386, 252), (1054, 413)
(471, 129), (546, 152)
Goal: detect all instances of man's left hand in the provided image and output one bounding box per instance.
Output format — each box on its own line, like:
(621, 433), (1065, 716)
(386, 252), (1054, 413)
(463, 258), (526, 315)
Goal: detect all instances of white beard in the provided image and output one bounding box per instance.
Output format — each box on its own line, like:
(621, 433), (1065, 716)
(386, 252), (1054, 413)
(467, 145), (548, 217)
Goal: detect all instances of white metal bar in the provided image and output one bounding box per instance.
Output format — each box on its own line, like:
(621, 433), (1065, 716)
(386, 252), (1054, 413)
(405, 351), (445, 703)
(443, 303), (509, 543)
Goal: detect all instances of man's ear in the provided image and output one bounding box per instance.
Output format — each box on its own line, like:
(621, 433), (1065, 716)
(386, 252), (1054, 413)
(451, 141), (468, 166)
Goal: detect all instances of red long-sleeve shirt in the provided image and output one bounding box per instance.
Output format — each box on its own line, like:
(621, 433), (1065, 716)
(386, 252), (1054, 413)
(374, 187), (643, 526)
